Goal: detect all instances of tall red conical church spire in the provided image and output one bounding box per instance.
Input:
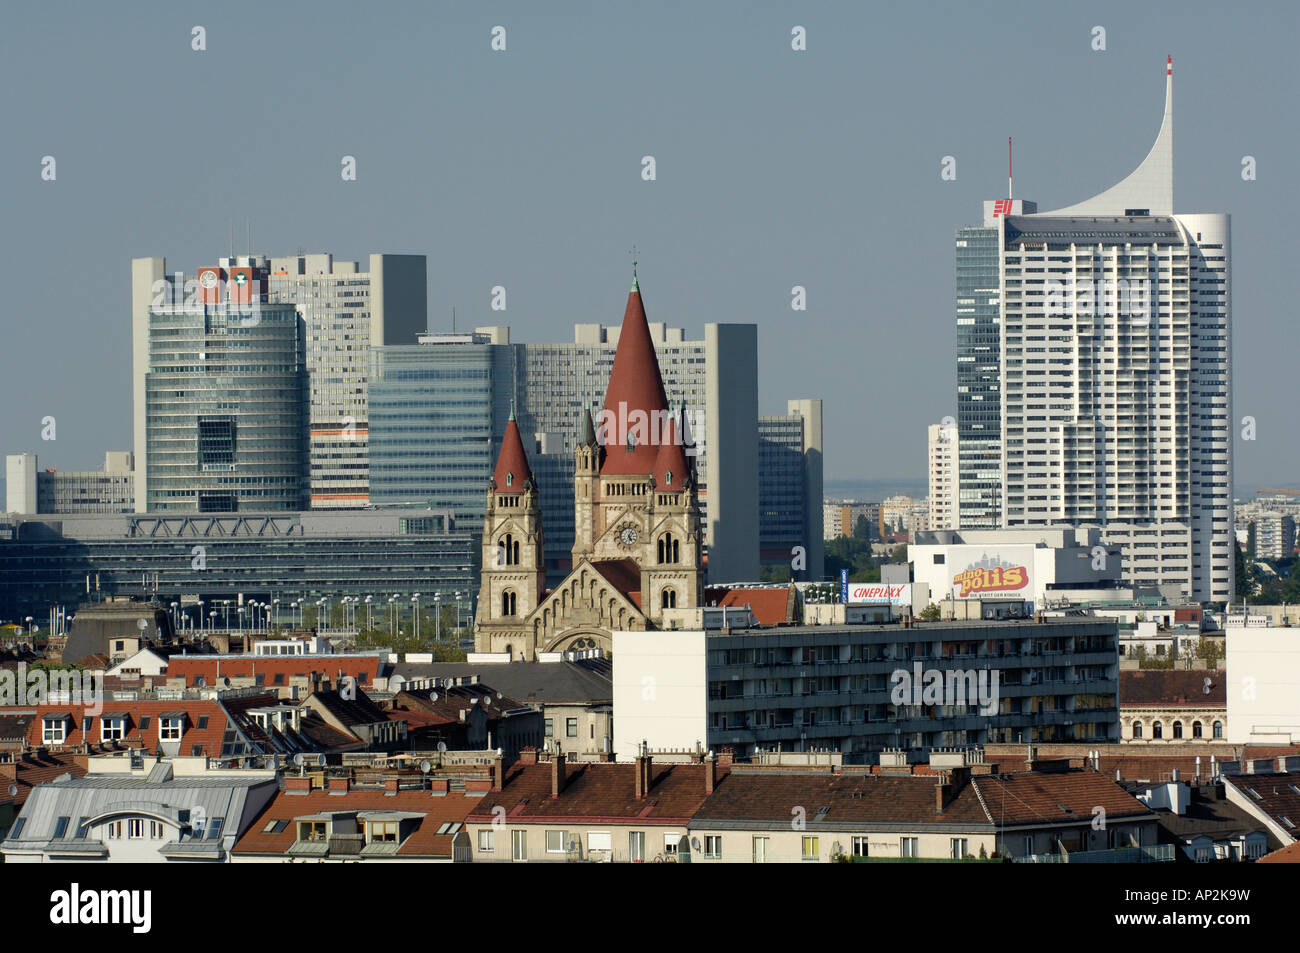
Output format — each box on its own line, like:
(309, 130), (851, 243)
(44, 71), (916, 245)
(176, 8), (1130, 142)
(492, 401), (533, 492)
(652, 409), (690, 488)
(600, 271), (670, 476)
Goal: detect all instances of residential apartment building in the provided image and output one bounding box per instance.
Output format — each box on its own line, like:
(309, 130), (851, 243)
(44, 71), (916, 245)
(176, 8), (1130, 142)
(927, 423), (959, 531)
(1254, 512), (1297, 560)
(995, 60), (1233, 602)
(1, 754), (278, 863)
(613, 617), (1121, 762)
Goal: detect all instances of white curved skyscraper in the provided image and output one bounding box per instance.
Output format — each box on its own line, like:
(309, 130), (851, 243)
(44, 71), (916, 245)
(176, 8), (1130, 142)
(995, 57), (1233, 603)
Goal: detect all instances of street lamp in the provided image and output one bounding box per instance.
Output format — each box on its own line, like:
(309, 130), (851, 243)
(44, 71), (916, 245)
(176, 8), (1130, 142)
(434, 592), (442, 644)
(411, 594), (421, 643)
(364, 595), (373, 631)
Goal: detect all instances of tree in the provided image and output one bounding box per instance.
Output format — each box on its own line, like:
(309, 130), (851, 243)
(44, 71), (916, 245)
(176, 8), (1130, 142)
(918, 604), (941, 622)
(1234, 543), (1254, 600)
(1195, 637), (1223, 669)
(853, 515), (872, 540)
(891, 544), (908, 564)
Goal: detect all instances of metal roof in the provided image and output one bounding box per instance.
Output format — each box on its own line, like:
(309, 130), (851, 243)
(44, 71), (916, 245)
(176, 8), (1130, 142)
(0, 769), (276, 856)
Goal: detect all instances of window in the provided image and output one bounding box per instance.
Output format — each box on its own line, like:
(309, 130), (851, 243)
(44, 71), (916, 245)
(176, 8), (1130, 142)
(502, 591), (517, 616)
(75, 817), (89, 838)
(951, 838), (969, 859)
(566, 718), (578, 738)
(159, 716), (183, 741)
(262, 819), (288, 834)
(1132, 721), (1143, 739)
(107, 821), (123, 839)
(128, 818), (144, 839)
(661, 588), (677, 609)
(42, 717), (67, 745)
(752, 836), (770, 863)
(198, 417), (236, 466)
(139, 716), (150, 731)
(150, 821), (163, 839)
(801, 836), (820, 861)
(1172, 721), (1183, 739)
(1213, 721), (1223, 739)
(511, 829), (527, 861)
(478, 829), (494, 852)
(1152, 721), (1163, 739)
(370, 821), (399, 843)
(546, 830), (570, 853)
(663, 833), (680, 856)
(83, 716), (95, 733)
(901, 837), (919, 858)
(588, 831), (612, 853)
(9, 818), (24, 838)
(53, 817), (70, 839)
(1192, 721), (1203, 739)
(851, 836), (869, 857)
(703, 835), (722, 858)
(544, 719), (553, 738)
(101, 717), (126, 742)
(196, 715), (209, 730)
(629, 831), (645, 862)
(1023, 836), (1033, 856)
(300, 821), (327, 842)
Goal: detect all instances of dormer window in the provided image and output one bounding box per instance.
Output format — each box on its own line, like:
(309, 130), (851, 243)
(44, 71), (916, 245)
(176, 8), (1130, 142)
(369, 821), (399, 843)
(626, 433), (635, 453)
(665, 470), (672, 485)
(506, 472), (514, 487)
(42, 714), (69, 745)
(159, 715), (184, 741)
(299, 821), (328, 842)
(101, 715), (127, 742)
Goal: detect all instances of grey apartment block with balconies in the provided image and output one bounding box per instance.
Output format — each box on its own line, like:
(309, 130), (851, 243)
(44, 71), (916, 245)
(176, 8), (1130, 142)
(703, 617), (1119, 762)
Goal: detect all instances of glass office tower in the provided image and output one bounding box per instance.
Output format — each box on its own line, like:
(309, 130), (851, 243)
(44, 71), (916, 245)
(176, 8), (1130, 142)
(955, 224), (1003, 529)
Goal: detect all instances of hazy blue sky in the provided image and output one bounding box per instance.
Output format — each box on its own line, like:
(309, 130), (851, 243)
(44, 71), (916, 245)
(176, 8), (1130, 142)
(2, 0), (1295, 491)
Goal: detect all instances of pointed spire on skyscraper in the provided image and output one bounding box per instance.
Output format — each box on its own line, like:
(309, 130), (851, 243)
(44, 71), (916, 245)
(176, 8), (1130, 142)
(1043, 55), (1174, 215)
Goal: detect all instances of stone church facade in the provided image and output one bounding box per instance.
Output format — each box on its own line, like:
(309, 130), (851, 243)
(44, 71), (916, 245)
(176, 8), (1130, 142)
(473, 276), (703, 660)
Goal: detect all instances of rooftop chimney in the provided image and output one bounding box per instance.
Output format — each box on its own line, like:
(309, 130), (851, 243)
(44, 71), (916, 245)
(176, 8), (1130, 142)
(491, 754), (504, 792)
(551, 749), (566, 799)
(705, 752), (716, 795)
(519, 747), (538, 765)
(634, 742), (652, 800)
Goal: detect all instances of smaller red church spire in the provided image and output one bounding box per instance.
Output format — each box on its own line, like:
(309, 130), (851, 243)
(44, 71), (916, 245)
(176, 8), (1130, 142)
(492, 400), (533, 493)
(653, 407), (690, 489)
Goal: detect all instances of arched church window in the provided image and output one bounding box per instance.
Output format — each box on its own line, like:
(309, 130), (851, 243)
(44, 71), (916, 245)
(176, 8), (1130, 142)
(502, 591), (517, 616)
(661, 589), (677, 609)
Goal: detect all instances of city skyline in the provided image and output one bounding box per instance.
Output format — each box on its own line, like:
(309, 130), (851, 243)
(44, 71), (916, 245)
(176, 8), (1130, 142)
(2, 2), (1296, 494)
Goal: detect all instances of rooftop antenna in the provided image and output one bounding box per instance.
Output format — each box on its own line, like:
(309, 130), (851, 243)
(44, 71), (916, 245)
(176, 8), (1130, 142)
(1008, 137), (1013, 200)
(452, 306), (456, 334)
(629, 245), (639, 290)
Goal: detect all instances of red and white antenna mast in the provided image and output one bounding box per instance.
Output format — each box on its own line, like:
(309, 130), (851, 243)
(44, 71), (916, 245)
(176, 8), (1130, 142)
(1008, 137), (1013, 200)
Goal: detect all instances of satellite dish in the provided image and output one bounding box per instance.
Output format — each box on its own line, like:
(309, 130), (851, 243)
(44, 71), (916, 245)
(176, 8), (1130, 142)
(496, 693), (503, 700)
(436, 742), (447, 753)
(137, 618), (149, 631)
(420, 760), (432, 774)
(6, 783), (17, 798)
(315, 754), (327, 767)
(691, 837), (701, 850)
(293, 754), (304, 767)
(430, 692), (439, 702)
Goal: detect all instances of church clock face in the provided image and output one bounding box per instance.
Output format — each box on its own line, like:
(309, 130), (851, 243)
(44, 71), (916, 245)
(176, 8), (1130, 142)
(618, 524), (639, 546)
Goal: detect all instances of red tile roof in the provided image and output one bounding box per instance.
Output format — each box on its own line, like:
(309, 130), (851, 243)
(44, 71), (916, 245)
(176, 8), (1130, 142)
(12, 699), (261, 757)
(1223, 772), (1300, 834)
(591, 559), (643, 610)
(232, 787), (477, 859)
(492, 415), (534, 493)
(707, 586), (795, 626)
(0, 750), (86, 806)
(166, 654), (382, 689)
(694, 767), (1152, 828)
(1257, 840), (1300, 863)
(466, 760), (722, 825)
(600, 286), (671, 476)
(1120, 670), (1226, 707)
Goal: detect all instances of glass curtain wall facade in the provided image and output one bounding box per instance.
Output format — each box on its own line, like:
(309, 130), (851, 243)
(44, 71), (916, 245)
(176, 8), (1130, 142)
(145, 303), (308, 511)
(955, 226), (1003, 529)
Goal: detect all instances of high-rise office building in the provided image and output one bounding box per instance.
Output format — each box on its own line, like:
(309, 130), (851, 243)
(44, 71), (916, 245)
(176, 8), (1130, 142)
(131, 253), (426, 512)
(368, 304), (767, 584)
(955, 200), (1036, 529)
(139, 264), (308, 512)
(927, 422), (959, 531)
(996, 58), (1233, 603)
(758, 400), (823, 578)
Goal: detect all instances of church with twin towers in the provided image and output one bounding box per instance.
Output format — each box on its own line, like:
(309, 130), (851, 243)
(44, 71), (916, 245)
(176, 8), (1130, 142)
(474, 273), (704, 660)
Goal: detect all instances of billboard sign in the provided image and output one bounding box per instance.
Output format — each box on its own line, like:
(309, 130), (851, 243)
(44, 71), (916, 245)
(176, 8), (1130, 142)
(847, 583), (911, 605)
(948, 549), (1034, 600)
